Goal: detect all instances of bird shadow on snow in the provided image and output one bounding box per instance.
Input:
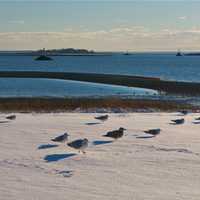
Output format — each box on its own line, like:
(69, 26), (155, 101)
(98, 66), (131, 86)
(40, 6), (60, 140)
(136, 135), (155, 139)
(38, 144), (59, 150)
(193, 121), (200, 124)
(57, 170), (74, 177)
(92, 140), (113, 146)
(85, 122), (101, 126)
(44, 153), (77, 162)
(169, 122), (182, 125)
(175, 114), (186, 116)
(0, 120), (10, 124)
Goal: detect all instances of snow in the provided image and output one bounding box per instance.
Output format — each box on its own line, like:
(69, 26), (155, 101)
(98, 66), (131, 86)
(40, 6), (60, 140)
(0, 112), (200, 200)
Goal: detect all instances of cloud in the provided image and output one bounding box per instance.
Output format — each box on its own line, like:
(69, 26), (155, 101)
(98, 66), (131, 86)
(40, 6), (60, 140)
(1, 27), (200, 51)
(178, 16), (187, 21)
(9, 20), (25, 24)
(63, 28), (73, 32)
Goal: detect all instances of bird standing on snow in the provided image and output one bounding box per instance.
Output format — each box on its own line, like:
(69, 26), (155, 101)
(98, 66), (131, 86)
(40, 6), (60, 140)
(67, 138), (89, 154)
(144, 128), (161, 136)
(179, 110), (188, 115)
(171, 118), (185, 125)
(103, 127), (126, 140)
(95, 115), (109, 121)
(6, 115), (16, 120)
(51, 133), (69, 143)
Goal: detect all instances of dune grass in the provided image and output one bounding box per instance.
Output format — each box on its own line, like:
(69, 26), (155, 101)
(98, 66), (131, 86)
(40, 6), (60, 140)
(0, 97), (197, 112)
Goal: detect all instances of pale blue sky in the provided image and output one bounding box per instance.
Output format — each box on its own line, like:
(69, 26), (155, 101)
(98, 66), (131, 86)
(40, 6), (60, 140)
(0, 1), (200, 51)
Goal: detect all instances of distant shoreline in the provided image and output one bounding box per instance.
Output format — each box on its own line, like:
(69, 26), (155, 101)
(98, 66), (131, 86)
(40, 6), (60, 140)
(0, 48), (113, 56)
(0, 53), (112, 56)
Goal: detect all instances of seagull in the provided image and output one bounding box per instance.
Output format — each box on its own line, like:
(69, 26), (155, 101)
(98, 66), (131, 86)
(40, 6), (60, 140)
(6, 115), (16, 120)
(103, 127), (126, 140)
(95, 114), (109, 121)
(179, 110), (188, 115)
(171, 118), (185, 125)
(67, 138), (89, 154)
(144, 128), (161, 136)
(51, 133), (69, 143)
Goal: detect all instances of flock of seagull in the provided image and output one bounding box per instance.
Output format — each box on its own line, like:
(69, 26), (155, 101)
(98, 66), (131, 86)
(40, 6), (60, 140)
(49, 110), (194, 154)
(50, 114), (127, 154)
(2, 110), (199, 154)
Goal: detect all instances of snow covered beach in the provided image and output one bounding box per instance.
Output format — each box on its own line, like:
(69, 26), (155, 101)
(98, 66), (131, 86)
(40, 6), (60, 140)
(1, 112), (200, 200)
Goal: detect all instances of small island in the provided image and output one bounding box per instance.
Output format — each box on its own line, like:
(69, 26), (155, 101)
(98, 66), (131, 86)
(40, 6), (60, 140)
(0, 48), (113, 57)
(35, 55), (53, 61)
(176, 50), (183, 56)
(36, 48), (95, 55)
(34, 48), (53, 61)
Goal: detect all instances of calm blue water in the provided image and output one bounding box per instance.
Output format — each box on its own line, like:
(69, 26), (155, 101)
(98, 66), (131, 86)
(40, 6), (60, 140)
(0, 78), (157, 97)
(0, 53), (200, 82)
(0, 53), (200, 97)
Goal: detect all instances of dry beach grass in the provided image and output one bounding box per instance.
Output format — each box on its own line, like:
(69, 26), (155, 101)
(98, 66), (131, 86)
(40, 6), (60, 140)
(0, 97), (197, 112)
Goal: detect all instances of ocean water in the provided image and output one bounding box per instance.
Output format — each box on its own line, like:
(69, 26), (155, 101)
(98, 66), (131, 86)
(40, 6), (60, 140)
(0, 52), (200, 97)
(0, 78), (157, 97)
(0, 53), (200, 82)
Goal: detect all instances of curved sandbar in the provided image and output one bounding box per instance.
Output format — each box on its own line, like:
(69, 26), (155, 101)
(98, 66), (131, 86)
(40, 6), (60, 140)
(0, 71), (200, 96)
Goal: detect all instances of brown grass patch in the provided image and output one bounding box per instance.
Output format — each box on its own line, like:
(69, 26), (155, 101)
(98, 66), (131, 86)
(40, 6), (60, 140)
(0, 97), (197, 113)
